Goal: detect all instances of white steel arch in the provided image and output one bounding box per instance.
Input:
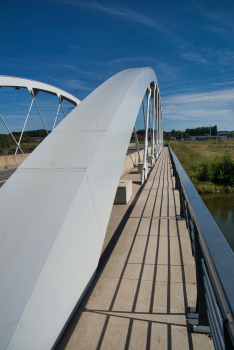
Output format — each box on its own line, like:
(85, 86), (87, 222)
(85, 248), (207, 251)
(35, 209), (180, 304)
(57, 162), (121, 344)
(0, 68), (163, 350)
(0, 76), (81, 155)
(0, 76), (80, 105)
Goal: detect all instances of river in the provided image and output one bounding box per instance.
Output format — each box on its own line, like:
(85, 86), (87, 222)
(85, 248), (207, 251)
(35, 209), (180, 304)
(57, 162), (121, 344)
(201, 193), (234, 252)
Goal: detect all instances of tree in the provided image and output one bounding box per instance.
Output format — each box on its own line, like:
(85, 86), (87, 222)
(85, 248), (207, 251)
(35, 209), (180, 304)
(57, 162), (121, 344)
(211, 125), (218, 136)
(0, 134), (11, 149)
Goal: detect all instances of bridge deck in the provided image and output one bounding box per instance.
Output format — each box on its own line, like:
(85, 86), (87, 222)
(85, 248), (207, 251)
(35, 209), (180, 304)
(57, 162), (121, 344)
(56, 148), (214, 350)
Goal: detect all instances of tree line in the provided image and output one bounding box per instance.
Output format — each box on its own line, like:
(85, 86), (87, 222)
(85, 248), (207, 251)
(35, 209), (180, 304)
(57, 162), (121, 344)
(136, 125), (218, 140)
(185, 125), (218, 136)
(12, 129), (49, 138)
(0, 129), (50, 149)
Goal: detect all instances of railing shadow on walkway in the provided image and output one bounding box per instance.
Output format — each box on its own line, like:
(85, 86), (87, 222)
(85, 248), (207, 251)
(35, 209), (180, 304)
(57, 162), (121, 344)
(55, 148), (215, 350)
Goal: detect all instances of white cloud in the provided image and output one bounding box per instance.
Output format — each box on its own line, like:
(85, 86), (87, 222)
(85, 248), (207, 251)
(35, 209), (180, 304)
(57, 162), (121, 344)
(162, 88), (234, 131)
(188, 3), (234, 32)
(47, 0), (190, 49)
(62, 79), (93, 91)
(55, 0), (166, 32)
(212, 80), (234, 87)
(163, 88), (234, 104)
(199, 7), (234, 32)
(180, 52), (208, 64)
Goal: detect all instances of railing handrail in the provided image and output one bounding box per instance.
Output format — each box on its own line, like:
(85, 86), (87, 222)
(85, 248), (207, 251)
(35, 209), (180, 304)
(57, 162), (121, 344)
(169, 144), (234, 348)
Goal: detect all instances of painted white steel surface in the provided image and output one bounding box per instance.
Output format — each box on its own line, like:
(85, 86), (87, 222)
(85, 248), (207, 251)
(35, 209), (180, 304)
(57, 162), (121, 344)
(0, 68), (160, 350)
(0, 75), (80, 106)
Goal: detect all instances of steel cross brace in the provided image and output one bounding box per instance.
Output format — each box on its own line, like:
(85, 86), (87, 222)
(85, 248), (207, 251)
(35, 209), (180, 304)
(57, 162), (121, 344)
(0, 114), (24, 154)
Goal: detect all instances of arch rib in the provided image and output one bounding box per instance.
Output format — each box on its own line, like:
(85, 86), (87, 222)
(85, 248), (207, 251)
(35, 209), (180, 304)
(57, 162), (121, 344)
(0, 75), (80, 106)
(0, 68), (162, 350)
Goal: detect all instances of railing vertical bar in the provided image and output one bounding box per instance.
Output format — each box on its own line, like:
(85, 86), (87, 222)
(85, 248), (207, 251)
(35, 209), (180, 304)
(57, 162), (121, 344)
(202, 260), (224, 333)
(205, 281), (225, 350)
(199, 237), (227, 320)
(208, 310), (221, 350)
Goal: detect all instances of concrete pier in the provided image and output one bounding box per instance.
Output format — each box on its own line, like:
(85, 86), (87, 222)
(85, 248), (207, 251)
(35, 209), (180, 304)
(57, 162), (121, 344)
(55, 148), (214, 350)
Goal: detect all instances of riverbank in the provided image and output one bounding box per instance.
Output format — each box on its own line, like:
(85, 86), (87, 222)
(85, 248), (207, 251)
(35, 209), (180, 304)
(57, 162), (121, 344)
(169, 140), (234, 193)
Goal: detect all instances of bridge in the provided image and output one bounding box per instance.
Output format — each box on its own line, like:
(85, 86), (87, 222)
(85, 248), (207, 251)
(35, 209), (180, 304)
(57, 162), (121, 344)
(0, 68), (233, 350)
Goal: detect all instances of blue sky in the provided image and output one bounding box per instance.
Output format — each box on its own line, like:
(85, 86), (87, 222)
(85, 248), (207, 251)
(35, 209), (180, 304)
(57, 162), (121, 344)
(0, 0), (234, 133)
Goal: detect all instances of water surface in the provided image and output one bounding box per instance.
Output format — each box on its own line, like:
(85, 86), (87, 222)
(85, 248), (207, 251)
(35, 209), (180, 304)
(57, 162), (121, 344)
(201, 193), (234, 252)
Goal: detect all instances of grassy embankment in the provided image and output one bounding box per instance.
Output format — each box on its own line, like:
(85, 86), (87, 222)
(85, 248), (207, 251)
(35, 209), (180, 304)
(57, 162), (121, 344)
(169, 140), (234, 193)
(0, 131), (46, 155)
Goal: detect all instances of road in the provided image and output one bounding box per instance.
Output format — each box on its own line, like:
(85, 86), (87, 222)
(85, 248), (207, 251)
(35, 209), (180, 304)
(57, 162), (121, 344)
(0, 168), (17, 188)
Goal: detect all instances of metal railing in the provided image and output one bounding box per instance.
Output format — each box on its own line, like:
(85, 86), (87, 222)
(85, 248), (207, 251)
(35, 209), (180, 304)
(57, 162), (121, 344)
(169, 145), (234, 350)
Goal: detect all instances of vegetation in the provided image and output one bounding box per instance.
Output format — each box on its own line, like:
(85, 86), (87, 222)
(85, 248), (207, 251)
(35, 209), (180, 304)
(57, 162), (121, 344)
(12, 129), (49, 138)
(169, 130), (189, 139)
(185, 125), (218, 136)
(164, 125), (221, 140)
(0, 134), (11, 149)
(0, 129), (50, 155)
(170, 140), (234, 193)
(136, 129), (146, 135)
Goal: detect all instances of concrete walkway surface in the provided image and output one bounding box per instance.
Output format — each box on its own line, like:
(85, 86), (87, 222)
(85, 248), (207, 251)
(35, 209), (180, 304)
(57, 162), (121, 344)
(55, 148), (214, 350)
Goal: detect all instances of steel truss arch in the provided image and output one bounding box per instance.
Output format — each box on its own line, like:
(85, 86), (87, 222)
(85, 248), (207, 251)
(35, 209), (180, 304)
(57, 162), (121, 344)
(0, 75), (80, 106)
(0, 68), (163, 350)
(0, 75), (81, 154)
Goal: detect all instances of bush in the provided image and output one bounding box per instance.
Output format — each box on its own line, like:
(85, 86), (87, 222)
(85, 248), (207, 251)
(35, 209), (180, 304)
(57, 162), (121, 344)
(170, 141), (234, 192)
(0, 134), (11, 149)
(199, 151), (234, 187)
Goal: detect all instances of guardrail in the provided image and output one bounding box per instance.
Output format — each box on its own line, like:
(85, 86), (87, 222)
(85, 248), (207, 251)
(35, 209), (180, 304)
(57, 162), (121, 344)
(169, 145), (234, 350)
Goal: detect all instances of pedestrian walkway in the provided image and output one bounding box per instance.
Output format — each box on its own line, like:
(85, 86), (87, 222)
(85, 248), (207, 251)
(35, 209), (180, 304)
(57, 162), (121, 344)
(55, 148), (214, 350)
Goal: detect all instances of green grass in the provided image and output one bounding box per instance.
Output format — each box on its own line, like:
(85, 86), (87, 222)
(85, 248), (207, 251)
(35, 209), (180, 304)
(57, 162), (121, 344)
(169, 140), (234, 193)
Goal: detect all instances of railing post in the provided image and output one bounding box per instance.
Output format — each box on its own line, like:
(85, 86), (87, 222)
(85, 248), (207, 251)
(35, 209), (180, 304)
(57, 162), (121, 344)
(223, 320), (234, 349)
(180, 194), (187, 219)
(189, 225), (210, 332)
(172, 159), (177, 189)
(176, 171), (179, 190)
